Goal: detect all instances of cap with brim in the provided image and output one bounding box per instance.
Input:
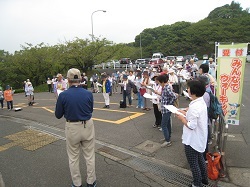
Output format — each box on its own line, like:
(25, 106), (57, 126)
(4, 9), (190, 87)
(67, 68), (81, 80)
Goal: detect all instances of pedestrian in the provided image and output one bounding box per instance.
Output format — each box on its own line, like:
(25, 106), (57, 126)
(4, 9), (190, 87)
(4, 85), (14, 111)
(111, 74), (118, 94)
(0, 87), (4, 109)
(141, 71), (151, 111)
(101, 74), (111, 108)
(55, 74), (67, 99)
(55, 68), (96, 187)
(176, 79), (209, 187)
(135, 72), (144, 109)
(157, 74), (177, 147)
(128, 70), (135, 99)
(199, 64), (216, 94)
(80, 73), (88, 90)
(47, 78), (52, 92)
(121, 74), (134, 108)
(23, 81), (27, 96)
(152, 76), (162, 129)
(176, 64), (186, 96)
(25, 82), (34, 106)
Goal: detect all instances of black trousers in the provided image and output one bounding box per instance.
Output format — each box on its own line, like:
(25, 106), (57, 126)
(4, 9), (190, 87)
(153, 103), (162, 126)
(184, 145), (208, 186)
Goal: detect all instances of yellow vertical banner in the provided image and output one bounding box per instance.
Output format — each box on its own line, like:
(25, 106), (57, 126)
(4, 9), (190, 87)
(217, 43), (248, 125)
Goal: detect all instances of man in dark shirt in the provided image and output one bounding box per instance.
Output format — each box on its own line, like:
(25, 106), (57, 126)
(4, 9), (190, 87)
(55, 68), (96, 187)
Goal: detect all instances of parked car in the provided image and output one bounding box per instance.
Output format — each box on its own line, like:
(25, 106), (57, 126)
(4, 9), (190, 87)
(203, 54), (209, 60)
(120, 58), (130, 64)
(166, 56), (175, 61)
(176, 56), (184, 62)
(149, 58), (164, 67)
(135, 59), (149, 68)
(152, 52), (164, 59)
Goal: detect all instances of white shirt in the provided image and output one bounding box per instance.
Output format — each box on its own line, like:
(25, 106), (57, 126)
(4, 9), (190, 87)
(182, 97), (208, 152)
(152, 83), (162, 104)
(128, 74), (135, 82)
(168, 74), (178, 84)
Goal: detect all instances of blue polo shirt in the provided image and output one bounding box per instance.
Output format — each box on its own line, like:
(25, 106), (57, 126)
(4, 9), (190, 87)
(55, 85), (93, 121)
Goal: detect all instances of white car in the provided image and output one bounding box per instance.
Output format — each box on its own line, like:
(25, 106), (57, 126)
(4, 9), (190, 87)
(176, 56), (184, 62)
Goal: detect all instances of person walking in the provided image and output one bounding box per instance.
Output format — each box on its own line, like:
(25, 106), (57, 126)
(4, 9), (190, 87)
(101, 74), (111, 108)
(176, 79), (208, 187)
(4, 85), (14, 111)
(55, 68), (96, 187)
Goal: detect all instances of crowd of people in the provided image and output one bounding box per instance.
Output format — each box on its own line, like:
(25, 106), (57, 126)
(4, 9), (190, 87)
(1, 57), (217, 187)
(86, 57), (217, 187)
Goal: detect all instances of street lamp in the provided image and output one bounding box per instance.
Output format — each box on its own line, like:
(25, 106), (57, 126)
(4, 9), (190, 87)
(91, 10), (106, 42)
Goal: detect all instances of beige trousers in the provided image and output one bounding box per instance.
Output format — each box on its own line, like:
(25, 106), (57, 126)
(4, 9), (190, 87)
(65, 119), (96, 186)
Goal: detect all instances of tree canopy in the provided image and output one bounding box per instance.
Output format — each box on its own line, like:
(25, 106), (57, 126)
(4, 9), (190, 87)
(0, 1), (249, 89)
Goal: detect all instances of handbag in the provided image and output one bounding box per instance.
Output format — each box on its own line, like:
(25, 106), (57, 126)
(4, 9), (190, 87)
(139, 88), (146, 96)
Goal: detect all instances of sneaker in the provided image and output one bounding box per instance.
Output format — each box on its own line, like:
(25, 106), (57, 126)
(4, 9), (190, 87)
(103, 105), (107, 108)
(160, 138), (165, 143)
(136, 106), (139, 108)
(71, 183), (82, 187)
(106, 105), (110, 108)
(87, 181), (97, 187)
(158, 128), (162, 131)
(161, 141), (172, 147)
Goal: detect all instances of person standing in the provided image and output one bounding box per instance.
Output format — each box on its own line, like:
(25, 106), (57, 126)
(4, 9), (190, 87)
(25, 82), (34, 106)
(56, 74), (67, 99)
(157, 74), (177, 147)
(101, 74), (111, 108)
(121, 74), (134, 107)
(141, 71), (151, 111)
(55, 68), (96, 187)
(4, 85), (14, 111)
(47, 78), (52, 92)
(128, 70), (135, 99)
(0, 88), (4, 109)
(176, 79), (208, 187)
(152, 76), (162, 129)
(135, 73), (144, 109)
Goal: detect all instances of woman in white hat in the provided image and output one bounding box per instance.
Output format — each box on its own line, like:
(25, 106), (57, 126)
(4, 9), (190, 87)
(25, 82), (34, 106)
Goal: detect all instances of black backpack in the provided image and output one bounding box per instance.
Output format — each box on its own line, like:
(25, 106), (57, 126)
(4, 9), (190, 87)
(132, 83), (138, 94)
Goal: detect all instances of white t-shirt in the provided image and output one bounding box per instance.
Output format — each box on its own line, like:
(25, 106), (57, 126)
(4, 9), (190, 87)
(182, 97), (208, 152)
(128, 75), (135, 82)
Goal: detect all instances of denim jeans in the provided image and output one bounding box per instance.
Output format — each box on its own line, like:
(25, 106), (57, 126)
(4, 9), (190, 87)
(161, 112), (172, 142)
(7, 101), (13, 110)
(137, 92), (144, 108)
(123, 90), (132, 106)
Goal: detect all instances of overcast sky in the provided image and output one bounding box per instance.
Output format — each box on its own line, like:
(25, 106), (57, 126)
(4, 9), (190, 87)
(0, 0), (249, 53)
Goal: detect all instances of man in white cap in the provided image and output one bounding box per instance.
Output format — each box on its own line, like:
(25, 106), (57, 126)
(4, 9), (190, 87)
(55, 68), (96, 187)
